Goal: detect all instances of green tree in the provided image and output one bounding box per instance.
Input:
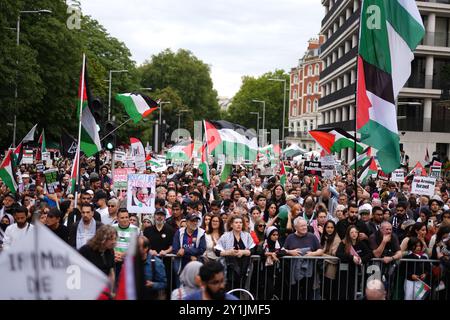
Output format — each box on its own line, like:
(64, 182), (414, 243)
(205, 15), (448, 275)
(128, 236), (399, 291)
(139, 49), (220, 122)
(226, 70), (289, 135)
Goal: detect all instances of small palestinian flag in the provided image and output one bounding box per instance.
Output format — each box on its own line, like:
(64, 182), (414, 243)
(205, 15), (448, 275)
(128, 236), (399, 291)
(145, 154), (162, 167)
(408, 161), (427, 177)
(198, 144), (210, 186)
(279, 162), (286, 187)
(116, 93), (159, 123)
(349, 147), (372, 170)
(358, 157), (378, 184)
(166, 140), (194, 162)
(70, 148), (79, 194)
(0, 149), (18, 194)
(309, 128), (364, 155)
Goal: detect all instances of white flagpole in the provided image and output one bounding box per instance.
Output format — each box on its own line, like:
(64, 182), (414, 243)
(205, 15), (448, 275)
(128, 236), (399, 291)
(74, 53), (86, 209)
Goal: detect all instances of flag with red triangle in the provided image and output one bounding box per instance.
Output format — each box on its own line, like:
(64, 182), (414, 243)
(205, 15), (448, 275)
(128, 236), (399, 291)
(70, 148), (79, 195)
(408, 161), (427, 177)
(279, 162), (286, 186)
(358, 157), (378, 184)
(0, 149), (18, 194)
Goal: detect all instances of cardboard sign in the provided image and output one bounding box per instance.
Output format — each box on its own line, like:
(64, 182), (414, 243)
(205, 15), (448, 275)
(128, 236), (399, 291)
(22, 150), (34, 164)
(304, 161), (322, 177)
(321, 156), (335, 179)
(36, 162), (45, 173)
(429, 166), (441, 179)
(391, 169), (405, 182)
(115, 151), (126, 162)
(411, 176), (436, 197)
(43, 169), (59, 194)
(113, 168), (128, 190)
(0, 222), (108, 299)
(127, 174), (156, 214)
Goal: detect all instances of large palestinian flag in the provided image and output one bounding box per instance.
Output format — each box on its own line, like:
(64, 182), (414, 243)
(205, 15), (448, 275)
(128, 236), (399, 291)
(0, 149), (18, 194)
(309, 128), (364, 154)
(116, 93), (159, 123)
(204, 120), (258, 161)
(356, 0), (425, 174)
(166, 140), (194, 162)
(78, 55), (102, 157)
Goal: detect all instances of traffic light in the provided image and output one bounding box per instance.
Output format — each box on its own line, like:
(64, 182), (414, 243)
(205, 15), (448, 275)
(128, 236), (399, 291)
(103, 120), (117, 151)
(91, 98), (104, 124)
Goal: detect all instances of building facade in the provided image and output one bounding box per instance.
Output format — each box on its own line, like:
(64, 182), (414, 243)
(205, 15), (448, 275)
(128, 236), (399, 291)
(287, 37), (324, 151)
(319, 0), (450, 165)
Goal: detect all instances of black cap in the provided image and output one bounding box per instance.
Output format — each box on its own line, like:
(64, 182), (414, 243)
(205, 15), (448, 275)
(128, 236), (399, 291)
(4, 193), (16, 201)
(154, 208), (166, 216)
(186, 213), (201, 221)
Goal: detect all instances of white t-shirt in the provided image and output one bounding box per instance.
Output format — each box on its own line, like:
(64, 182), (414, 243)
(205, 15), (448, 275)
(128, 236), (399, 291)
(2, 223), (34, 250)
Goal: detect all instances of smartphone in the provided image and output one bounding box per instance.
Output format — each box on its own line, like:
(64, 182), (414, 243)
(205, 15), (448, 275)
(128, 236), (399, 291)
(428, 219), (434, 228)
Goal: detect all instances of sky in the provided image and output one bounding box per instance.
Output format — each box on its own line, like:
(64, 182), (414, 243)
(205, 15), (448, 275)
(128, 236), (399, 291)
(79, 0), (323, 97)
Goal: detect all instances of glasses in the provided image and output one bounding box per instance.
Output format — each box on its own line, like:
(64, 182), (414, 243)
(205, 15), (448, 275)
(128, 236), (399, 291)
(258, 224), (266, 227)
(108, 205), (116, 208)
(67, 196), (74, 200)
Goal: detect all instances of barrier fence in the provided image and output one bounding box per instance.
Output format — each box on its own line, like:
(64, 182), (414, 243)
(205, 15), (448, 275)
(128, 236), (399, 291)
(159, 255), (448, 300)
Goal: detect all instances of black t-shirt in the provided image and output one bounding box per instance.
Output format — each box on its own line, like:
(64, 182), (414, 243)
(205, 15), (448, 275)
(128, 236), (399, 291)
(50, 224), (69, 243)
(336, 219), (370, 240)
(143, 223), (175, 253)
(368, 232), (401, 257)
(78, 245), (114, 275)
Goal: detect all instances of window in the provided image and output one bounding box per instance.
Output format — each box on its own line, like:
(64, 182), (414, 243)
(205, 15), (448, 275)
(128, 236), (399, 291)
(293, 89), (298, 99)
(307, 83), (312, 95)
(315, 64), (320, 75)
(307, 100), (311, 113)
(314, 99), (318, 112)
(308, 65), (313, 76)
(294, 74), (299, 84)
(293, 104), (297, 116)
(314, 82), (319, 93)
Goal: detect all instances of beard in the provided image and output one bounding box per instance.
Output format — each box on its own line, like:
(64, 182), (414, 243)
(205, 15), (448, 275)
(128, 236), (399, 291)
(349, 215), (358, 223)
(206, 285), (226, 300)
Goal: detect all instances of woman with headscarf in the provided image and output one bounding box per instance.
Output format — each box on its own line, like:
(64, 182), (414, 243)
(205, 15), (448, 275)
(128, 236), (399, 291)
(261, 226), (286, 299)
(0, 214), (13, 251)
(170, 261), (203, 300)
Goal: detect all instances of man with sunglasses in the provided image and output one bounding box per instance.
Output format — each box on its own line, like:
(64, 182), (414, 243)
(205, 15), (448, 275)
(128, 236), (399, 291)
(101, 199), (119, 225)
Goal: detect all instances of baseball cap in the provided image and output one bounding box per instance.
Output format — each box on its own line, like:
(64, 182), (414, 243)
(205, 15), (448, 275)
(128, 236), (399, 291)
(359, 203), (372, 214)
(154, 208), (166, 216)
(86, 190), (94, 196)
(142, 214), (152, 222)
(186, 213), (201, 221)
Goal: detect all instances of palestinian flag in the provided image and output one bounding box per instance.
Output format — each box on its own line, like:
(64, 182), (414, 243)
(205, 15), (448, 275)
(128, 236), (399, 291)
(36, 129), (47, 161)
(198, 143), (210, 186)
(356, 0), (425, 174)
(309, 128), (364, 154)
(425, 147), (430, 162)
(205, 120), (258, 162)
(358, 157), (378, 184)
(13, 142), (23, 166)
(116, 93), (159, 123)
(0, 149), (18, 194)
(414, 279), (431, 300)
(115, 237), (143, 300)
(166, 140), (194, 162)
(78, 54), (102, 157)
(408, 161), (427, 176)
(145, 154), (162, 167)
(279, 162), (287, 187)
(70, 148), (79, 194)
(349, 147), (372, 169)
(220, 163), (232, 183)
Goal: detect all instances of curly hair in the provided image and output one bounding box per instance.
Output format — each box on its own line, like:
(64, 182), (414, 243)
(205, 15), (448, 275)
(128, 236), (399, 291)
(87, 225), (117, 251)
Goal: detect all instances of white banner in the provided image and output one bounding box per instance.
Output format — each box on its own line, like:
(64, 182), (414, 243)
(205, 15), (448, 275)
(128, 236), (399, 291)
(391, 169), (405, 182)
(22, 150), (33, 164)
(0, 222), (108, 299)
(127, 174), (156, 214)
(115, 150), (126, 162)
(42, 151), (51, 164)
(411, 176), (436, 197)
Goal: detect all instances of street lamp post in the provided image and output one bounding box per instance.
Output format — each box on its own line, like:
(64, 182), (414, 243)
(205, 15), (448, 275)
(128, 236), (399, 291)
(13, 9), (52, 148)
(268, 78), (287, 149)
(177, 110), (189, 142)
(249, 112), (260, 138)
(107, 69), (128, 121)
(158, 101), (171, 153)
(252, 100), (266, 143)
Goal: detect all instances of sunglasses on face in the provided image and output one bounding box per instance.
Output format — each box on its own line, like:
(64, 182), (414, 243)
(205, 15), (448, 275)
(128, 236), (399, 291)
(258, 224), (266, 227)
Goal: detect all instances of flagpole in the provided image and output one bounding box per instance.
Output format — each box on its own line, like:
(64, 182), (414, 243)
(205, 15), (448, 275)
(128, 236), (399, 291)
(74, 53), (86, 209)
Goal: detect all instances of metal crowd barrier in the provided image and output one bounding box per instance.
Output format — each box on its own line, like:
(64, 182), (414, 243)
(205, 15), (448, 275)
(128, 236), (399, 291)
(158, 254), (447, 300)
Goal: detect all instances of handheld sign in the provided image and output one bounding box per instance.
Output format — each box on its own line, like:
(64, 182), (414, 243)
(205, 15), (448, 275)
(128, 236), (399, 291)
(44, 169), (59, 194)
(113, 168), (128, 190)
(127, 174), (156, 214)
(304, 161), (322, 177)
(411, 176), (436, 197)
(429, 166), (441, 179)
(391, 169), (405, 182)
(0, 222), (108, 299)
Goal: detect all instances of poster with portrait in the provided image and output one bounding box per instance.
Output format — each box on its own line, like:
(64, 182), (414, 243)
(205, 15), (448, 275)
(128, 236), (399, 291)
(127, 174), (156, 214)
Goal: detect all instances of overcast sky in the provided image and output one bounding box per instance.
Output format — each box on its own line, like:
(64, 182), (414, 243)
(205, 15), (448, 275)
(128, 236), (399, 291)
(79, 0), (323, 97)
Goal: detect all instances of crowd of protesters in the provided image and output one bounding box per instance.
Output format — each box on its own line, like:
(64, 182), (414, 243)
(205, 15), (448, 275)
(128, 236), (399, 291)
(0, 149), (450, 300)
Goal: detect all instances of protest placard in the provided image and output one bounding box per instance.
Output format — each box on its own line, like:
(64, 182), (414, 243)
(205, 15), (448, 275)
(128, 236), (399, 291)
(42, 151), (51, 164)
(391, 169), (405, 182)
(22, 150), (33, 164)
(304, 161), (322, 177)
(429, 166), (441, 179)
(113, 168), (128, 190)
(44, 169), (59, 194)
(0, 222), (108, 299)
(127, 174), (156, 214)
(411, 176), (436, 197)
